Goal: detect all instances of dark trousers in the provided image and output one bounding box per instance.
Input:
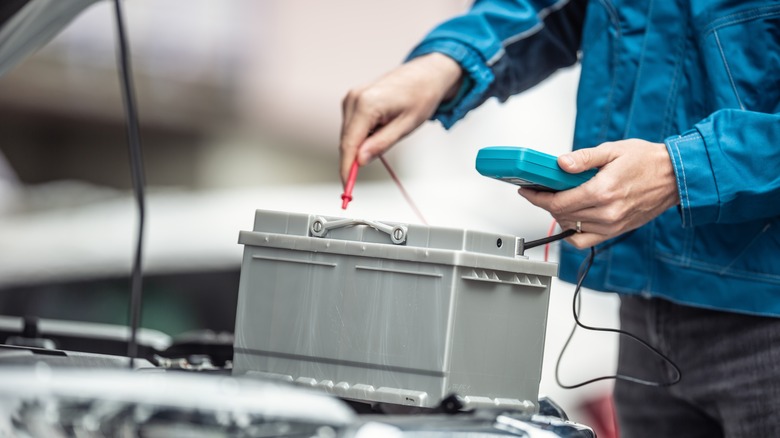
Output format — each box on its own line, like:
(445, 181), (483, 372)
(615, 295), (780, 438)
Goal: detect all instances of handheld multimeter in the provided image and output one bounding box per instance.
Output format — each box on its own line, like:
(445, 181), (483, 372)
(476, 146), (597, 192)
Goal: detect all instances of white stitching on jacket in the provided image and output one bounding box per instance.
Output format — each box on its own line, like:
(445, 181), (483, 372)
(703, 5), (780, 36)
(668, 135), (699, 227)
(713, 30), (746, 111)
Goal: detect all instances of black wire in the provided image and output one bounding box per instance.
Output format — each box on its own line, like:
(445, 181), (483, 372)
(113, 0), (147, 368)
(555, 244), (682, 389)
(523, 229), (576, 251)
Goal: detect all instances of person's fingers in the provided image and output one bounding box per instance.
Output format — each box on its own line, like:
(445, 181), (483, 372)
(519, 152), (630, 217)
(339, 104), (377, 184)
(356, 115), (418, 165)
(517, 140), (677, 249)
(338, 53), (463, 184)
(518, 187), (631, 236)
(516, 187), (555, 207)
(564, 231), (612, 249)
(340, 122), (372, 184)
(552, 202), (628, 226)
(518, 186), (600, 217)
(520, 187), (631, 235)
(558, 143), (616, 174)
(339, 91), (358, 185)
(533, 144), (620, 213)
(557, 219), (613, 236)
(341, 89), (360, 137)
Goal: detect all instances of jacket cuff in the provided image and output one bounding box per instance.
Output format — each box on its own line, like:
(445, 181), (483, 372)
(664, 130), (720, 227)
(406, 39), (494, 129)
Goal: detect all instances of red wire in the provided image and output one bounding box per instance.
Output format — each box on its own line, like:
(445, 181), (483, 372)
(339, 155), (428, 225)
(379, 155), (428, 225)
(544, 219), (557, 262)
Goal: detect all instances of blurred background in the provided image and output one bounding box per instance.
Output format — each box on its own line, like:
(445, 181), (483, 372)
(0, 0), (618, 432)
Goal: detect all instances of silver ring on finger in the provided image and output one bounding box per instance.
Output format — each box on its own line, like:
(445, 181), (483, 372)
(575, 221), (582, 233)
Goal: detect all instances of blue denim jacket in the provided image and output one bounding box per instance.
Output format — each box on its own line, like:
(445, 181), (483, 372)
(409, 0), (780, 316)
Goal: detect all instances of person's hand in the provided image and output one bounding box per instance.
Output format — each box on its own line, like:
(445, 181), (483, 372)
(518, 139), (680, 248)
(339, 53), (463, 184)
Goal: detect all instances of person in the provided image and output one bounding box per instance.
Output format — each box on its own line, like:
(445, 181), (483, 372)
(338, 1), (780, 437)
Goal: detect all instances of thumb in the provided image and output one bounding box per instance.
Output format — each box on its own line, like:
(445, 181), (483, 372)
(357, 115), (416, 165)
(558, 145), (612, 173)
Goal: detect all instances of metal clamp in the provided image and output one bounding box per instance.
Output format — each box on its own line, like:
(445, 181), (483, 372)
(310, 217), (407, 245)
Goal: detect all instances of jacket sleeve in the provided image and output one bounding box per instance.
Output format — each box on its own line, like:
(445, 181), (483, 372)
(665, 109), (780, 227)
(406, 0), (588, 129)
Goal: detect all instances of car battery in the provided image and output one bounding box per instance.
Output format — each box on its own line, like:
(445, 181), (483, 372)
(233, 209), (557, 412)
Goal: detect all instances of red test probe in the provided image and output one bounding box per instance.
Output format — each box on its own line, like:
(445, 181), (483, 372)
(341, 160), (359, 209)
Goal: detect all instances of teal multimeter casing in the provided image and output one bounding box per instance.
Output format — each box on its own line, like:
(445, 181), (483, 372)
(476, 146), (597, 192)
